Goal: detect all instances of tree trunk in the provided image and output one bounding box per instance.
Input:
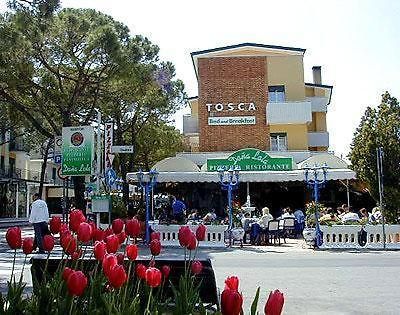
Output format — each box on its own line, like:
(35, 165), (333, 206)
(38, 139), (52, 197)
(72, 176), (86, 213)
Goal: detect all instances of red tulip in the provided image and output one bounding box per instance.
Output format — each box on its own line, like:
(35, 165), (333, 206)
(105, 234), (119, 253)
(61, 234), (77, 255)
(150, 232), (160, 241)
(107, 264), (127, 289)
(6, 227), (22, 249)
(77, 222), (92, 243)
(94, 241), (107, 261)
(187, 233), (197, 250)
(71, 249), (82, 260)
(69, 210), (86, 232)
(117, 253), (125, 265)
(93, 228), (105, 242)
(60, 223), (69, 234)
(126, 244), (138, 261)
(178, 226), (192, 247)
(125, 219), (141, 238)
(22, 237), (35, 255)
(264, 290), (284, 315)
(196, 224), (207, 241)
(136, 263), (147, 280)
(161, 265), (170, 279)
(150, 239), (161, 256)
(43, 235), (55, 252)
(67, 270), (88, 296)
(112, 218), (124, 234)
(117, 231), (126, 244)
(88, 222), (96, 238)
(104, 228), (113, 240)
(49, 217), (62, 234)
(191, 260), (203, 275)
(221, 290), (243, 315)
(62, 267), (74, 281)
(145, 267), (162, 288)
(225, 276), (239, 291)
(102, 254), (118, 277)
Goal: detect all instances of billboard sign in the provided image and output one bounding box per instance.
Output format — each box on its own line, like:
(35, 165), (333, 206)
(61, 126), (94, 176)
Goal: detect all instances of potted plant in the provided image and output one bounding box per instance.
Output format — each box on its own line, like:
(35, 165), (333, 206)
(302, 202), (325, 247)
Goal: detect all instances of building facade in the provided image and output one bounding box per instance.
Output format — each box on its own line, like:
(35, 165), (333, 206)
(183, 43), (332, 157)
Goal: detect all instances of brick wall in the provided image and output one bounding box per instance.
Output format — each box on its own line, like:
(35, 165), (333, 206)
(198, 57), (269, 152)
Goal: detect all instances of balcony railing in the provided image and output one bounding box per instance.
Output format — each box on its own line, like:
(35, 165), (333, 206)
(183, 115), (199, 135)
(266, 101), (312, 125)
(308, 132), (329, 147)
(306, 97), (329, 112)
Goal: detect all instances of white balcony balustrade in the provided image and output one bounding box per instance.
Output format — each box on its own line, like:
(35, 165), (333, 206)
(266, 101), (312, 125)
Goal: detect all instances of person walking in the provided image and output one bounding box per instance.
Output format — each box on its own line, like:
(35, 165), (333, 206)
(29, 193), (50, 254)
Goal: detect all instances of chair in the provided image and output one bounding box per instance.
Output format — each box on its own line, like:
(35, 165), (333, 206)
(283, 218), (296, 239)
(266, 220), (280, 245)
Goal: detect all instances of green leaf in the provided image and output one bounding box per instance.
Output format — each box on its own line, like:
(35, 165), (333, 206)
(250, 287), (260, 315)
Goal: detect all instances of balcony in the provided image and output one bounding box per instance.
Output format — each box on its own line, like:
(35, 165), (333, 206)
(266, 101), (312, 125)
(183, 115), (199, 135)
(308, 132), (329, 147)
(306, 97), (329, 112)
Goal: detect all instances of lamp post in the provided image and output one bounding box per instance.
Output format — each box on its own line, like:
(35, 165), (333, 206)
(302, 163), (328, 248)
(137, 169), (158, 244)
(217, 165), (240, 246)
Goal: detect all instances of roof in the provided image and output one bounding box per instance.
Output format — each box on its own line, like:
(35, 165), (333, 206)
(191, 42), (306, 80)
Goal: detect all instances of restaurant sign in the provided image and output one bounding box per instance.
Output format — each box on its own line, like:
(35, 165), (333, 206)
(207, 148), (293, 172)
(61, 126), (94, 176)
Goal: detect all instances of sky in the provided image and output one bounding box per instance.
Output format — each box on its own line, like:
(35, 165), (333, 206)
(1, 0), (400, 158)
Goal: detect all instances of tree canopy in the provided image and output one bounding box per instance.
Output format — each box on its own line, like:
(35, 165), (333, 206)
(349, 92), (400, 222)
(0, 1), (186, 208)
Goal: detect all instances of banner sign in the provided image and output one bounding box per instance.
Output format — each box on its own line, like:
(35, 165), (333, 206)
(61, 126), (94, 176)
(104, 123), (114, 169)
(208, 116), (256, 126)
(207, 148), (293, 172)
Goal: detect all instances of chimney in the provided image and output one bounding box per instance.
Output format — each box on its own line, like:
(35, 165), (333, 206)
(312, 66), (322, 84)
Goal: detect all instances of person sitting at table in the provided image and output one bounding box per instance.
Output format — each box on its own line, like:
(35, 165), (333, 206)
(250, 207), (273, 245)
(341, 206), (360, 224)
(279, 207), (295, 219)
(187, 209), (200, 221)
(203, 209), (217, 224)
(172, 197), (186, 223)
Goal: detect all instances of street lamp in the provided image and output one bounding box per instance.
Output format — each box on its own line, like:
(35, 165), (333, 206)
(136, 169), (158, 244)
(218, 165), (240, 246)
(302, 163), (328, 247)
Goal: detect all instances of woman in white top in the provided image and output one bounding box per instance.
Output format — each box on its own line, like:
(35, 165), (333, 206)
(258, 207), (274, 228)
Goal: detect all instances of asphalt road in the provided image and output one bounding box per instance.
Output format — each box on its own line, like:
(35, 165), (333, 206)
(1, 228), (399, 314)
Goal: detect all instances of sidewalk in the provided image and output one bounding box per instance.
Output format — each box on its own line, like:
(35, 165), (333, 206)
(0, 218), (30, 229)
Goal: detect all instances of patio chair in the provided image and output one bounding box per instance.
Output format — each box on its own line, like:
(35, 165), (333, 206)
(266, 220), (280, 245)
(283, 218), (296, 239)
(278, 219), (286, 243)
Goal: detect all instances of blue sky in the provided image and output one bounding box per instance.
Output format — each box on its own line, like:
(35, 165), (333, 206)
(1, 0), (399, 158)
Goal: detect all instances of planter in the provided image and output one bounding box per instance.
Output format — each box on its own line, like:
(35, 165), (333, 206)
(303, 227), (316, 247)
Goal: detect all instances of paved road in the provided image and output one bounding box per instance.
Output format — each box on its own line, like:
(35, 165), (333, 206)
(1, 228), (399, 314)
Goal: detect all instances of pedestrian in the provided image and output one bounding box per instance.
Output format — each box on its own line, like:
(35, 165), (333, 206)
(29, 193), (50, 254)
(172, 196), (186, 223)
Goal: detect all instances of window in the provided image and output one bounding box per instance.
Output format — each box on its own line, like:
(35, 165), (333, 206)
(268, 85), (285, 103)
(270, 133), (287, 151)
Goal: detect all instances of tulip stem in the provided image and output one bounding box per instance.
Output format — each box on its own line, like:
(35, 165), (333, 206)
(10, 248), (16, 282)
(123, 261), (132, 308)
(145, 287), (153, 314)
(43, 251), (51, 283)
(68, 297), (74, 315)
(19, 255), (27, 284)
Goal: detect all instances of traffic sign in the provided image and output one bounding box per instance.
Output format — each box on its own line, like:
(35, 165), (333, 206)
(57, 166), (68, 180)
(105, 168), (117, 187)
(111, 145), (134, 153)
(54, 155), (62, 164)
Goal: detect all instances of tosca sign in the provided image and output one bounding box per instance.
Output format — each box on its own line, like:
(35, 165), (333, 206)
(207, 148), (293, 172)
(61, 126), (94, 176)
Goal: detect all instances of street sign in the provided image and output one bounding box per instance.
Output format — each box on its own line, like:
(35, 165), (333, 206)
(104, 123), (114, 169)
(57, 166), (68, 180)
(105, 168), (117, 187)
(54, 136), (62, 164)
(111, 145), (134, 153)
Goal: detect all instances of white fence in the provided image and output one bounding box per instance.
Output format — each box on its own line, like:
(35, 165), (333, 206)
(318, 224), (400, 249)
(319, 225), (363, 249)
(150, 224), (228, 248)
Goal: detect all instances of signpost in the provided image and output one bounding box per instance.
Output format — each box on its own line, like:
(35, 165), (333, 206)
(104, 123), (114, 170)
(54, 136), (62, 164)
(207, 148), (293, 172)
(61, 126), (94, 176)
(111, 145), (134, 153)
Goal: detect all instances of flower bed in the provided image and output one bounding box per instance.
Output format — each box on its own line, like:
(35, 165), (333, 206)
(2, 210), (285, 314)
